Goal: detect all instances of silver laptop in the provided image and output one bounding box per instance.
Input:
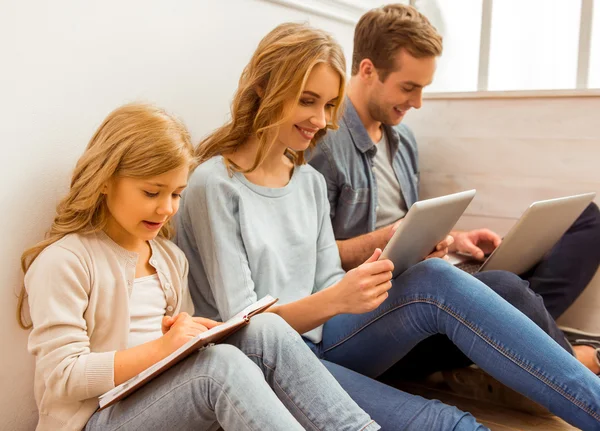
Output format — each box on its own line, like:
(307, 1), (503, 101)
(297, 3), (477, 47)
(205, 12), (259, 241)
(453, 193), (596, 275)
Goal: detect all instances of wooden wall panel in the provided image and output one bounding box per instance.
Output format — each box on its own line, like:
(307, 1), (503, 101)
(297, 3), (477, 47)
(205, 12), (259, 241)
(419, 138), (600, 183)
(408, 97), (600, 140)
(420, 173), (599, 219)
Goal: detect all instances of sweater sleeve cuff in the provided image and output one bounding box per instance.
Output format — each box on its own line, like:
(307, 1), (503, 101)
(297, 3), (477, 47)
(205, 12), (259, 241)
(85, 350), (116, 398)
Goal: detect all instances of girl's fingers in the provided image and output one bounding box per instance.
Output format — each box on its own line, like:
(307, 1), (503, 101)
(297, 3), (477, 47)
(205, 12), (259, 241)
(192, 317), (222, 328)
(161, 316), (173, 334)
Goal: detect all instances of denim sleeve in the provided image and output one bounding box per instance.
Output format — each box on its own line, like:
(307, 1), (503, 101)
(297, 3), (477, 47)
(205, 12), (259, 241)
(183, 174), (258, 320)
(313, 175), (346, 293)
(309, 140), (340, 220)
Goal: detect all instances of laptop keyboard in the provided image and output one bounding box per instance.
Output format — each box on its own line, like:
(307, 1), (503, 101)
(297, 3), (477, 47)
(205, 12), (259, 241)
(455, 260), (482, 274)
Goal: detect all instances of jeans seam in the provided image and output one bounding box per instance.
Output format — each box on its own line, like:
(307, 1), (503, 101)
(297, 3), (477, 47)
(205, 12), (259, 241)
(111, 375), (254, 431)
(245, 353), (320, 431)
(359, 420), (378, 431)
(323, 297), (600, 423)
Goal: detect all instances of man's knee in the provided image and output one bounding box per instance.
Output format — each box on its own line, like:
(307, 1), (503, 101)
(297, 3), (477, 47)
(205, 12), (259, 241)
(474, 270), (528, 297)
(584, 201), (600, 219)
(474, 270), (546, 312)
(574, 202), (600, 233)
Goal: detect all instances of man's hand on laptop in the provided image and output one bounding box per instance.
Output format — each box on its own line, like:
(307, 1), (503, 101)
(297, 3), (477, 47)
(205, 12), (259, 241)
(450, 229), (502, 261)
(425, 235), (454, 261)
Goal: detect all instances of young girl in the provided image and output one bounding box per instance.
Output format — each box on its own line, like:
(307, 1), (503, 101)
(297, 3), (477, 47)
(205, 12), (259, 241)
(175, 23), (600, 430)
(18, 103), (379, 431)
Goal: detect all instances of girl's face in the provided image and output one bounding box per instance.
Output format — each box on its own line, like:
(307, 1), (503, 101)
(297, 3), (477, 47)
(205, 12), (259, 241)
(103, 166), (189, 248)
(278, 63), (341, 152)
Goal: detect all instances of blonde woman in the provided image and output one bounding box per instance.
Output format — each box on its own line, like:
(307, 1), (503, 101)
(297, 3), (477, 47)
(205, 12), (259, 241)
(176, 23), (600, 430)
(18, 103), (379, 431)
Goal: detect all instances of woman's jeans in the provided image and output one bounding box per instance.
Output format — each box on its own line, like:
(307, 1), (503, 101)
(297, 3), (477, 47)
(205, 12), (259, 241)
(86, 314), (379, 431)
(382, 269), (574, 380)
(306, 259), (600, 431)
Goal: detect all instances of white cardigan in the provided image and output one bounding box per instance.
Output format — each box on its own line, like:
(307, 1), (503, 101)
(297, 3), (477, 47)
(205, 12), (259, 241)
(25, 230), (193, 431)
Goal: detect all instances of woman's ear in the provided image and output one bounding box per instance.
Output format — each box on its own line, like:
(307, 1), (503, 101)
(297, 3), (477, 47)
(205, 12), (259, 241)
(100, 180), (110, 195)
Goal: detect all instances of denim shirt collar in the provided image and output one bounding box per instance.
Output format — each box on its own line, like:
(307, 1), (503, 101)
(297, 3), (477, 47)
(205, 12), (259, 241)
(343, 98), (375, 154)
(343, 97), (401, 157)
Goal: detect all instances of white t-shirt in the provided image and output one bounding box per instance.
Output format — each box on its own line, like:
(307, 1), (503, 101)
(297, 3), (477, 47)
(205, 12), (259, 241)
(128, 273), (166, 348)
(373, 130), (407, 229)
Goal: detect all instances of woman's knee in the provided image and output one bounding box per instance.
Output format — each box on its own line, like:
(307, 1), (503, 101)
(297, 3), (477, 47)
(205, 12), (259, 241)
(398, 258), (473, 296)
(402, 258), (453, 282)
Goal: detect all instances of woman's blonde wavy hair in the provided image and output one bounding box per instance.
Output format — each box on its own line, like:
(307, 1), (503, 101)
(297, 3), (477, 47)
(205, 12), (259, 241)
(17, 103), (196, 328)
(196, 22), (347, 171)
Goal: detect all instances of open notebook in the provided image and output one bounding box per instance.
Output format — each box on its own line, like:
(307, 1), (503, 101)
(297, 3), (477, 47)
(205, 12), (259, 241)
(98, 295), (278, 410)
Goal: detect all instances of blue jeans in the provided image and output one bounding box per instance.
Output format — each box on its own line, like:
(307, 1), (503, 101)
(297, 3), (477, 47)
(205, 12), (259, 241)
(86, 314), (379, 431)
(380, 204), (600, 380)
(381, 270), (573, 380)
(306, 259), (600, 431)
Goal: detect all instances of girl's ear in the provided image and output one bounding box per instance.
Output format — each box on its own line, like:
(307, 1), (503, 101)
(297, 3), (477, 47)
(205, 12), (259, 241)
(255, 83), (265, 98)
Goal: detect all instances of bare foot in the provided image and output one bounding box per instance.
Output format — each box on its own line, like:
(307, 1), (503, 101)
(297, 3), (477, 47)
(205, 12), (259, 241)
(573, 345), (600, 374)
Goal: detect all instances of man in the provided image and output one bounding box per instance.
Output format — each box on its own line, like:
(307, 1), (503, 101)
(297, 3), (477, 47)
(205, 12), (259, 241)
(309, 3), (600, 376)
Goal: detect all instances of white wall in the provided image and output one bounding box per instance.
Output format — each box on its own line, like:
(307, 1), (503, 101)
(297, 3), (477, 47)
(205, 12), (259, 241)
(0, 1), (356, 429)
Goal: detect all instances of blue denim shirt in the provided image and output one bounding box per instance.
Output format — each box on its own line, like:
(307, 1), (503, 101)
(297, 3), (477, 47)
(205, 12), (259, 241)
(308, 98), (419, 240)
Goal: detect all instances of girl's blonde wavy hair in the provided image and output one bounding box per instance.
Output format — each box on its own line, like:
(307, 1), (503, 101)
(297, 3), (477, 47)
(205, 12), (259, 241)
(196, 22), (347, 171)
(17, 103), (196, 328)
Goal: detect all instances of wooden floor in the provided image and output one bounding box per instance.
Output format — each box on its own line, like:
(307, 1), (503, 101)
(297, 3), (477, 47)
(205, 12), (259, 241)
(384, 371), (578, 431)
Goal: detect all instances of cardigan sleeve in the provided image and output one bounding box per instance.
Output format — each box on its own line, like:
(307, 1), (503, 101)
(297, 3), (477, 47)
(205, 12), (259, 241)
(25, 245), (115, 402)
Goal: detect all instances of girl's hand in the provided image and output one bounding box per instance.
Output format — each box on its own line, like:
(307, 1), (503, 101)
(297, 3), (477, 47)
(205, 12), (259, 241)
(160, 313), (221, 354)
(332, 248), (394, 314)
(162, 313), (221, 334)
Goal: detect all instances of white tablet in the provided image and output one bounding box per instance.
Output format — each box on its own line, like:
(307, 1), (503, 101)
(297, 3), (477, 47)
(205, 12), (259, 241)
(380, 190), (476, 277)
